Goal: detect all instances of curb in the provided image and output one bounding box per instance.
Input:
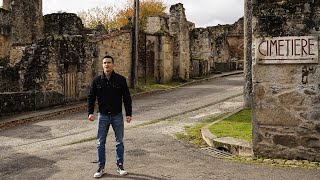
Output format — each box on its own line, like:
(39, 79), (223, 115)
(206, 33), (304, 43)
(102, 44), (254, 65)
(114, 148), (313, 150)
(200, 108), (254, 157)
(0, 71), (243, 129)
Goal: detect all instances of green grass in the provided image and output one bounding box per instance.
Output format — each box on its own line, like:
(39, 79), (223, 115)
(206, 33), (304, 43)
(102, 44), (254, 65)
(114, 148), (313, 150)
(175, 113), (229, 147)
(63, 136), (96, 146)
(208, 109), (252, 142)
(129, 119), (163, 129)
(130, 78), (183, 94)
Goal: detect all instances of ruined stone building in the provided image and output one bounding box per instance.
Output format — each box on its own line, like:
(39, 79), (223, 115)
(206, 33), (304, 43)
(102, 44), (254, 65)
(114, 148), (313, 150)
(0, 1), (244, 117)
(143, 3), (244, 81)
(0, 0), (134, 117)
(190, 18), (244, 75)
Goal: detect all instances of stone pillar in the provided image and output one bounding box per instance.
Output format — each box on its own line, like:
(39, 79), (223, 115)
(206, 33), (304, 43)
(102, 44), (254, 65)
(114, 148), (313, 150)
(244, 0), (253, 108)
(159, 35), (173, 83)
(169, 3), (190, 81)
(252, 0), (320, 161)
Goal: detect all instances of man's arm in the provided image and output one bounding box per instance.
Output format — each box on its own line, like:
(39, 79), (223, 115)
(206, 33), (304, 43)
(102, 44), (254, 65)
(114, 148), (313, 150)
(88, 78), (97, 119)
(122, 77), (132, 118)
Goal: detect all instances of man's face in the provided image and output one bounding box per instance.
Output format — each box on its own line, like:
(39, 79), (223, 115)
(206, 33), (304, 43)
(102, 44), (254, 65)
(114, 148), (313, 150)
(102, 58), (114, 73)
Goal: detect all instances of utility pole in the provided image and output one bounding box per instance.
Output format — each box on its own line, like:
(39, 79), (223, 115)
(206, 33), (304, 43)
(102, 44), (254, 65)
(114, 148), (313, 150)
(244, 0), (253, 108)
(131, 0), (139, 88)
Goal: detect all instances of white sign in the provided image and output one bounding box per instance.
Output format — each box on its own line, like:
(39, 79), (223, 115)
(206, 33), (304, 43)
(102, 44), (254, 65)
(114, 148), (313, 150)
(255, 36), (318, 64)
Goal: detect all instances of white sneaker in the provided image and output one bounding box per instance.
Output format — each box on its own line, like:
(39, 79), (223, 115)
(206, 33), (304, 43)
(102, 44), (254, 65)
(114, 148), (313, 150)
(116, 164), (128, 176)
(94, 167), (105, 178)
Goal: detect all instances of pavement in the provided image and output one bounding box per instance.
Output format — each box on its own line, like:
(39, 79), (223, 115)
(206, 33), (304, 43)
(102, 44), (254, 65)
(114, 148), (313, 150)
(0, 70), (243, 129)
(0, 70), (249, 158)
(0, 71), (253, 156)
(0, 70), (252, 158)
(1, 71), (320, 179)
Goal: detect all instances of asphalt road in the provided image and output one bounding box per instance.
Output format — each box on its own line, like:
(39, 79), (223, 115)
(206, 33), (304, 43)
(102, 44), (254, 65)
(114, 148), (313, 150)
(0, 74), (319, 180)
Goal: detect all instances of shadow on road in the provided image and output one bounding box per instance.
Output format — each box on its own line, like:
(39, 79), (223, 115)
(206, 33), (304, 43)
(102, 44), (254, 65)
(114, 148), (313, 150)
(103, 172), (170, 180)
(0, 153), (59, 179)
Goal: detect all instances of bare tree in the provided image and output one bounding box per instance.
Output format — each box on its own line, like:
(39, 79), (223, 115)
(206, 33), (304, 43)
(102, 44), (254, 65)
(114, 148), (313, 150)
(77, 6), (115, 29)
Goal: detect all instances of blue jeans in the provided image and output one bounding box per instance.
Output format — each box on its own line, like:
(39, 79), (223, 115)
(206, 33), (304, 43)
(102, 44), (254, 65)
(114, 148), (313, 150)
(97, 112), (124, 167)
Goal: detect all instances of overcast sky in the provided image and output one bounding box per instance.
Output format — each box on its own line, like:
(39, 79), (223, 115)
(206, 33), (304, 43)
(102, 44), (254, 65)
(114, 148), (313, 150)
(0, 0), (244, 27)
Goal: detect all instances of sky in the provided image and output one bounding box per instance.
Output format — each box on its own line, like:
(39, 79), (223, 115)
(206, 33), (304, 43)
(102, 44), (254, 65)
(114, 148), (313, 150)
(0, 0), (244, 27)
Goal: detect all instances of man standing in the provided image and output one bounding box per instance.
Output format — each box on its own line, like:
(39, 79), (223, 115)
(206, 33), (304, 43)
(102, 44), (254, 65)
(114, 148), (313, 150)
(88, 55), (132, 178)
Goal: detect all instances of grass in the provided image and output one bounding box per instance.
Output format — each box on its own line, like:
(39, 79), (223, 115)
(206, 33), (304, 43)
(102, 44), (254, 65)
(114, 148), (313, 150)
(128, 119), (163, 129)
(175, 113), (230, 147)
(63, 136), (96, 146)
(208, 108), (252, 142)
(130, 77), (184, 94)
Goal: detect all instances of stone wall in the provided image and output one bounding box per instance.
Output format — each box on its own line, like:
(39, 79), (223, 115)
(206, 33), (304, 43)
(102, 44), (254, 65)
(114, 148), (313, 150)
(190, 18), (244, 73)
(3, 0), (11, 10)
(10, 0), (44, 45)
(0, 1), (246, 116)
(161, 35), (174, 83)
(44, 13), (84, 36)
(192, 59), (209, 77)
(0, 91), (64, 117)
(157, 35), (173, 83)
(144, 15), (174, 84)
(169, 3), (190, 81)
(43, 13), (98, 101)
(146, 16), (169, 34)
(0, 7), (134, 117)
(252, 0), (320, 161)
(0, 8), (11, 59)
(143, 35), (173, 84)
(97, 30), (132, 86)
(0, 12), (98, 117)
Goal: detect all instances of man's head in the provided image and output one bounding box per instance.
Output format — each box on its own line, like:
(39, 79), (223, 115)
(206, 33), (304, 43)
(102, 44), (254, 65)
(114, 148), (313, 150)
(102, 55), (114, 73)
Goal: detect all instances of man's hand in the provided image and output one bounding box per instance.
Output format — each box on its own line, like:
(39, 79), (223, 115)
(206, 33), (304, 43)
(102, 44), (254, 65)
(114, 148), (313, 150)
(88, 114), (95, 121)
(126, 116), (132, 123)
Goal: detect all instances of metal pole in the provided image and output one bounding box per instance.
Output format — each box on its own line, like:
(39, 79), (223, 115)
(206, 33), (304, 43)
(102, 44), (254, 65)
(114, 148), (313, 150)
(133, 0), (139, 88)
(130, 16), (135, 88)
(144, 33), (147, 84)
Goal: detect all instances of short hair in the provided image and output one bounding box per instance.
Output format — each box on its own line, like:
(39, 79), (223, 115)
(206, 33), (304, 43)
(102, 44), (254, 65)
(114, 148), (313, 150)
(103, 55), (114, 63)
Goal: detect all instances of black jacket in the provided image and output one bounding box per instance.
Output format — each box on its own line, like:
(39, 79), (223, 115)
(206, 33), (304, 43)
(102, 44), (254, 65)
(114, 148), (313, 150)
(87, 71), (132, 116)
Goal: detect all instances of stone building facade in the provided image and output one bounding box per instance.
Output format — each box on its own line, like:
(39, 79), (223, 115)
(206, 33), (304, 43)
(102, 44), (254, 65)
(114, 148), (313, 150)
(190, 18), (244, 74)
(97, 31), (132, 85)
(0, 1), (132, 117)
(0, 8), (11, 59)
(145, 16), (173, 83)
(0, 1), (244, 117)
(142, 4), (192, 82)
(3, 0), (43, 45)
(252, 0), (320, 161)
(144, 3), (244, 81)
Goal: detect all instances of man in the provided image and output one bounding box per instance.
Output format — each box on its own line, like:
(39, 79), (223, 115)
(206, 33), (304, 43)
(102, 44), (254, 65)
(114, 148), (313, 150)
(88, 55), (132, 178)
